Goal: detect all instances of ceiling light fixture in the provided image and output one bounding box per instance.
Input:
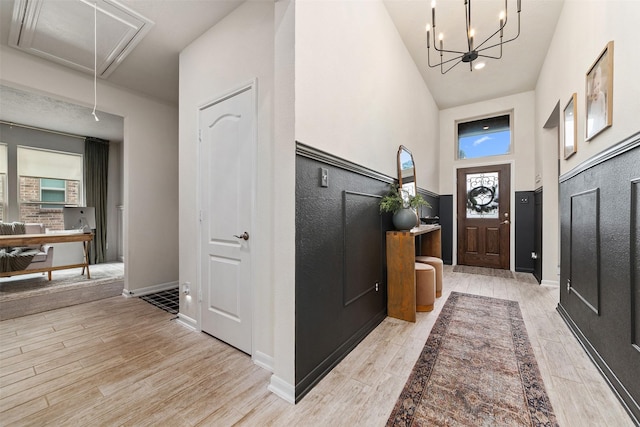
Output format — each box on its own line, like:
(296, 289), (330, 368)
(91, 1), (100, 122)
(426, 0), (521, 74)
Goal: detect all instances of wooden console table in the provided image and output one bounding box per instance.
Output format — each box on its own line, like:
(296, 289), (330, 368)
(386, 225), (442, 322)
(0, 232), (93, 280)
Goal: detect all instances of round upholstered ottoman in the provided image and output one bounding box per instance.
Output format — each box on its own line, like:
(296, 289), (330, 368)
(416, 255), (443, 298)
(415, 263), (436, 312)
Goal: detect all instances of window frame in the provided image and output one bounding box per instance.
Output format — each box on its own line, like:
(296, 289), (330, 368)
(40, 178), (67, 210)
(455, 111), (514, 161)
(15, 146), (84, 227)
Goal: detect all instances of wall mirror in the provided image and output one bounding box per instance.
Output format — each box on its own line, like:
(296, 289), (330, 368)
(397, 145), (416, 198)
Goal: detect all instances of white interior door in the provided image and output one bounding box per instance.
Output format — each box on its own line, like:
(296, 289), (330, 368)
(199, 85), (254, 354)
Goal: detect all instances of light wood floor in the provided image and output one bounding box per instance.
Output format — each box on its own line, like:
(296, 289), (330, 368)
(0, 266), (634, 426)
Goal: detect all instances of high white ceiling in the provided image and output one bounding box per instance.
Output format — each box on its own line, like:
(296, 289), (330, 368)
(0, 0), (564, 141)
(384, 0), (564, 109)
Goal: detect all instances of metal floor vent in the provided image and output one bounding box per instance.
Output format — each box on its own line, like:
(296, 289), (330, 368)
(140, 288), (179, 315)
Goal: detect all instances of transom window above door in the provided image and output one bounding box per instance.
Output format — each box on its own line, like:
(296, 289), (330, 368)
(457, 114), (511, 160)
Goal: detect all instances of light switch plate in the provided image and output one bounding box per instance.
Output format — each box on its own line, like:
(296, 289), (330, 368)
(320, 168), (329, 187)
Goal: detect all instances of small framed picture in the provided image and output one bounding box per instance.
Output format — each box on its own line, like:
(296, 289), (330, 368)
(585, 41), (614, 141)
(563, 93), (577, 159)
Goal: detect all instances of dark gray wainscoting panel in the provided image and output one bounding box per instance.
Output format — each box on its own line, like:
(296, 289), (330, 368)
(416, 188), (440, 221)
(569, 188), (600, 314)
(295, 143), (441, 402)
(343, 191), (383, 306)
(439, 195), (453, 265)
(633, 179), (640, 351)
(558, 132), (640, 424)
(515, 190), (535, 273)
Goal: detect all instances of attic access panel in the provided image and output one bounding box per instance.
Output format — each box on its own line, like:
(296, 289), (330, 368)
(8, 0), (154, 78)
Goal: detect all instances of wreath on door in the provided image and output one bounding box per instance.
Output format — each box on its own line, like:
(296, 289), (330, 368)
(467, 185), (499, 214)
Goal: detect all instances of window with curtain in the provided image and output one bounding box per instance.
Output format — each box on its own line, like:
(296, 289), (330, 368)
(17, 146), (82, 229)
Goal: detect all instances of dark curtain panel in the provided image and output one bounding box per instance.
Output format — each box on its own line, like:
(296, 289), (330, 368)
(85, 137), (109, 264)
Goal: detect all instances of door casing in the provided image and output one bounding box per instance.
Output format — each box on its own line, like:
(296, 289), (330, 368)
(453, 161), (514, 270)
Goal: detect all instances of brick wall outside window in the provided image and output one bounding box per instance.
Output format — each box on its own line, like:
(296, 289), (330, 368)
(19, 177), (80, 230)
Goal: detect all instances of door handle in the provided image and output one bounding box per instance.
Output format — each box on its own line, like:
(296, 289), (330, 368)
(234, 232), (250, 241)
(500, 220), (510, 225)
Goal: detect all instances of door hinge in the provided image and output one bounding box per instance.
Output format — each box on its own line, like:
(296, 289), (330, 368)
(198, 129), (202, 142)
(199, 210), (204, 222)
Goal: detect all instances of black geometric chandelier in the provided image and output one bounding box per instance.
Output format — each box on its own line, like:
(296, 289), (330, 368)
(426, 0), (521, 74)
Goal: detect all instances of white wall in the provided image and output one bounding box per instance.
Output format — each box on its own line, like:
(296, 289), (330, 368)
(439, 91), (536, 268)
(0, 45), (179, 292)
(537, 1), (640, 176)
(535, 0), (640, 283)
(295, 0), (440, 193)
(272, 0), (297, 402)
(179, 0), (285, 393)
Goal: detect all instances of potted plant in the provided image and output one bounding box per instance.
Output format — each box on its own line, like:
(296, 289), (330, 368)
(379, 184), (430, 230)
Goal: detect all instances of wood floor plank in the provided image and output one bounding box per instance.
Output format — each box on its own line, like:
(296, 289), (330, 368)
(0, 396), (48, 425)
(0, 343), (66, 374)
(43, 361), (124, 407)
(0, 366), (35, 386)
(18, 386), (105, 426)
(1, 268), (635, 426)
(122, 371), (239, 426)
(232, 393), (292, 426)
(351, 340), (401, 386)
(0, 360), (84, 413)
(0, 347), (22, 361)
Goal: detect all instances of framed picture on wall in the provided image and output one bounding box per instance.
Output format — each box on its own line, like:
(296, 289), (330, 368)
(585, 40), (614, 141)
(563, 93), (577, 159)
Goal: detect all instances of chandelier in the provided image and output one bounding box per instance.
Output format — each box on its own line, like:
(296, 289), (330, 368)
(426, 0), (521, 74)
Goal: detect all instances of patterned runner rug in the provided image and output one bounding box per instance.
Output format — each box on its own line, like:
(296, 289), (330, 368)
(387, 292), (558, 426)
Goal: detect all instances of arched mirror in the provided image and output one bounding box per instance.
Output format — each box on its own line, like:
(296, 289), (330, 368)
(397, 145), (416, 198)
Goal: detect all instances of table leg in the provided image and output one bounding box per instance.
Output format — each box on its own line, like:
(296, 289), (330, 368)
(82, 241), (91, 279)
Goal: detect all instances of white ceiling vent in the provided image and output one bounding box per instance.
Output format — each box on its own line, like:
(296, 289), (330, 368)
(8, 0), (154, 78)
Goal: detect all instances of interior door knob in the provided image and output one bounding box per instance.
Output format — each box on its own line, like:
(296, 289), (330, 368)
(234, 232), (249, 240)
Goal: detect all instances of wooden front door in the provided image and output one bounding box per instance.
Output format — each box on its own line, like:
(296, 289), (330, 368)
(457, 164), (511, 269)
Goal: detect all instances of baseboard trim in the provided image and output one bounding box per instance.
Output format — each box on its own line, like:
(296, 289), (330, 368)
(541, 279), (559, 287)
(253, 351), (274, 372)
(557, 303), (640, 425)
(122, 281), (178, 298)
(268, 375), (295, 404)
(176, 313), (197, 331)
